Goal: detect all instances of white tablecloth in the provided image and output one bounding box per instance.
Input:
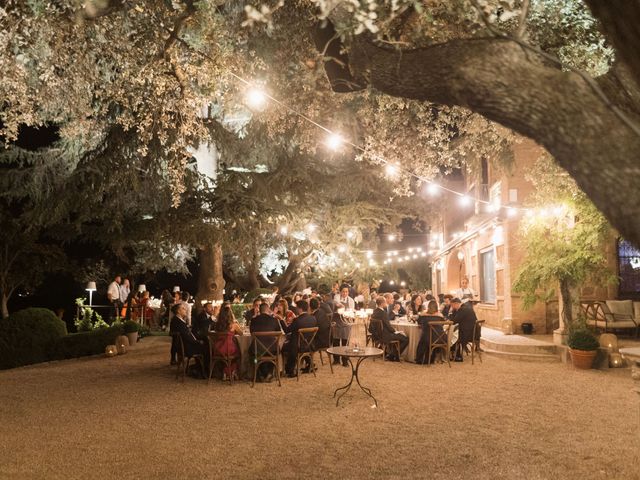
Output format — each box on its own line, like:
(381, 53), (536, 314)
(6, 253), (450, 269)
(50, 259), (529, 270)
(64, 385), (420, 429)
(390, 319), (458, 363)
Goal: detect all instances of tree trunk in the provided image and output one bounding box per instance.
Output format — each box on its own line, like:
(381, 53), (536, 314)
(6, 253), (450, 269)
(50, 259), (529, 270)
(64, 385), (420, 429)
(276, 256), (302, 294)
(196, 243), (225, 310)
(559, 278), (573, 328)
(336, 36), (640, 247)
(1, 291), (8, 319)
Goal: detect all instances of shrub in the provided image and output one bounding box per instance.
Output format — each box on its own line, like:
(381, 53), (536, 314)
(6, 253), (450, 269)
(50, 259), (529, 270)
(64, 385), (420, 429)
(74, 297), (108, 331)
(231, 303), (250, 323)
(0, 308), (67, 369)
(138, 324), (151, 339)
(50, 324), (124, 360)
(123, 320), (140, 333)
(567, 326), (599, 351)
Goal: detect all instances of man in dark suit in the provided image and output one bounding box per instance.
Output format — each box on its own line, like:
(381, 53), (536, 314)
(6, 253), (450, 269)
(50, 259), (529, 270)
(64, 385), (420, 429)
(449, 297), (478, 361)
(311, 297), (331, 351)
(169, 303), (207, 376)
(244, 297), (262, 326)
(192, 302), (216, 341)
(250, 303), (283, 381)
(283, 299), (317, 376)
(369, 296), (409, 361)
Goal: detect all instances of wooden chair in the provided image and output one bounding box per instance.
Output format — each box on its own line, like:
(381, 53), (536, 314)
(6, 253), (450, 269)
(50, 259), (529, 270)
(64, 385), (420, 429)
(470, 320), (485, 365)
(172, 333), (205, 382)
(251, 331), (284, 387)
(369, 318), (401, 362)
(207, 332), (241, 385)
(296, 327), (319, 381)
(426, 320), (453, 367)
(316, 323), (334, 374)
(364, 317), (375, 347)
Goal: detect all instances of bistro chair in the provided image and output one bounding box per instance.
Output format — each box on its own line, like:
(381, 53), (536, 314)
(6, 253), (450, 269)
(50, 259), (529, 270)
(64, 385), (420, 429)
(296, 327), (319, 381)
(316, 323), (334, 374)
(250, 331), (284, 387)
(172, 333), (205, 383)
(470, 320), (485, 365)
(426, 320), (454, 367)
(207, 332), (241, 385)
(364, 317), (375, 347)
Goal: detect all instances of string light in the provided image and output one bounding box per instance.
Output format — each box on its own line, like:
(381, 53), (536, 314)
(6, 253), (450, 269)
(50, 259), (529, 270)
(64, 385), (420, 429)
(388, 234), (396, 242)
(426, 183), (440, 196)
(338, 245), (346, 253)
(385, 163), (398, 177)
(245, 86), (267, 109)
(346, 230), (354, 240)
(168, 38), (535, 218)
(459, 195), (472, 207)
(306, 223), (317, 232)
(325, 133), (344, 151)
(279, 226), (288, 235)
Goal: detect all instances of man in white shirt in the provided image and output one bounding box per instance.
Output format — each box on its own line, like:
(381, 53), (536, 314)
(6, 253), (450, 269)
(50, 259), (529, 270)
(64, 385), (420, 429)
(333, 286), (355, 310)
(107, 275), (121, 319)
(119, 278), (130, 305)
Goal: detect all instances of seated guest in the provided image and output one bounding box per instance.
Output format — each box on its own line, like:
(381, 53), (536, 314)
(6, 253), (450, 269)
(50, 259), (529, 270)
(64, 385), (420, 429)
(440, 294), (453, 318)
(169, 303), (208, 375)
(273, 298), (295, 329)
(213, 303), (243, 379)
(415, 300), (446, 364)
(389, 301), (403, 320)
(368, 296), (409, 361)
(244, 297), (262, 326)
(333, 286), (355, 310)
(408, 294), (424, 316)
(449, 297), (478, 361)
(250, 303), (283, 381)
(283, 300), (317, 376)
(392, 293), (406, 316)
(367, 290), (378, 310)
(311, 297), (331, 351)
(192, 302), (216, 340)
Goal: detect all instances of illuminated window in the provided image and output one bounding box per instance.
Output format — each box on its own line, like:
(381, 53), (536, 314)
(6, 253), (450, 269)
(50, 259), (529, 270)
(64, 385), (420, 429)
(480, 248), (496, 304)
(618, 238), (640, 298)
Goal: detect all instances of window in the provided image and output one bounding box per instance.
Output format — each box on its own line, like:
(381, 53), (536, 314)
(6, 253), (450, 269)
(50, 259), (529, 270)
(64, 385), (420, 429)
(618, 238), (640, 298)
(480, 248), (496, 304)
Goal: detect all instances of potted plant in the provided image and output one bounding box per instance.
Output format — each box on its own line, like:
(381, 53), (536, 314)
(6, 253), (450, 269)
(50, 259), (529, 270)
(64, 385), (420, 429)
(123, 320), (140, 346)
(567, 324), (599, 369)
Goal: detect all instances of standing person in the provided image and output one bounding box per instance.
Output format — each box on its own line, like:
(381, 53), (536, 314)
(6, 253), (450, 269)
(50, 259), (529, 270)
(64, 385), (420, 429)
(213, 303), (243, 380)
(455, 276), (477, 304)
(160, 289), (173, 331)
(180, 291), (192, 327)
(119, 278), (131, 312)
(311, 297), (331, 351)
(333, 286), (355, 310)
(107, 275), (122, 320)
(331, 302), (351, 367)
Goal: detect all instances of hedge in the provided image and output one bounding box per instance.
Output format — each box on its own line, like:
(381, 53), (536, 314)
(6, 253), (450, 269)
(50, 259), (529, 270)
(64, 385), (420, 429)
(0, 308), (67, 370)
(50, 324), (124, 360)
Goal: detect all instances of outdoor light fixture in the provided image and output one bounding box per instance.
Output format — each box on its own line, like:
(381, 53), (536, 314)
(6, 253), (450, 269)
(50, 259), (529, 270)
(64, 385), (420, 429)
(459, 195), (472, 207)
(173, 286), (180, 293)
(86, 281), (97, 306)
(400, 281), (406, 287)
(366, 250), (373, 258)
(138, 284), (146, 293)
(389, 280), (395, 285)
(408, 248), (414, 253)
(457, 251), (465, 262)
(507, 207), (517, 218)
(326, 133), (344, 151)
(412, 254), (418, 259)
(420, 252), (427, 257)
(388, 234), (396, 242)
(245, 87), (267, 109)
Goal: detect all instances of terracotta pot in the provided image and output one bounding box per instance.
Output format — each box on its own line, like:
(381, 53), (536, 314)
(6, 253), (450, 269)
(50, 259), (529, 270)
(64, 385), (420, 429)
(126, 332), (138, 346)
(570, 349), (597, 369)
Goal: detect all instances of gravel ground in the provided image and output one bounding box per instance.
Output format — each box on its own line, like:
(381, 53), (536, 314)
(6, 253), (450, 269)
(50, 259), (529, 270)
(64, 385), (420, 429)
(0, 336), (638, 480)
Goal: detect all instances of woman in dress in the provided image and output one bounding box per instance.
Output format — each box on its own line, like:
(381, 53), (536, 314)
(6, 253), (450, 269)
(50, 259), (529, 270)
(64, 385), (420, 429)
(415, 300), (445, 365)
(213, 303), (243, 379)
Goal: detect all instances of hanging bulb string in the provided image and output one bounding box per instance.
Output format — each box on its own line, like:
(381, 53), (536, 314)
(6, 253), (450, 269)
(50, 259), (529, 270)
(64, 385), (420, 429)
(174, 34), (527, 213)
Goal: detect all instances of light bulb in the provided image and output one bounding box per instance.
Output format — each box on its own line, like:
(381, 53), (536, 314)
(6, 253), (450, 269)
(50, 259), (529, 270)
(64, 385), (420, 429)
(388, 234), (396, 242)
(385, 163), (398, 177)
(426, 183), (439, 195)
(279, 226), (288, 235)
(246, 87), (267, 109)
(459, 195), (472, 207)
(326, 133), (344, 151)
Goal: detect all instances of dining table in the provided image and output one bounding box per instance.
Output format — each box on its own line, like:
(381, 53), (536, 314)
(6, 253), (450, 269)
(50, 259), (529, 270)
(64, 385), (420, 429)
(390, 317), (458, 363)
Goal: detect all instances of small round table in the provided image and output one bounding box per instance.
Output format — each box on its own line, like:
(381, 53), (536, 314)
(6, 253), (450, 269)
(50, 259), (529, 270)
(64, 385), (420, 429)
(327, 346), (383, 407)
